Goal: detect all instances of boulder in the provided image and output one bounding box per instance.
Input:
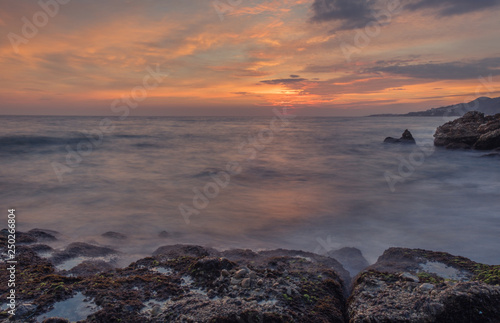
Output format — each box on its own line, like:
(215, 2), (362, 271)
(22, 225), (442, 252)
(434, 111), (500, 150)
(384, 129), (416, 144)
(348, 248), (500, 322)
(50, 242), (118, 264)
(101, 231), (127, 240)
(474, 128), (500, 150)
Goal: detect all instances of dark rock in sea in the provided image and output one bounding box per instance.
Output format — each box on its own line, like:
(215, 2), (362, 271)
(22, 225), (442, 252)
(474, 128), (500, 150)
(327, 247), (369, 277)
(28, 244), (54, 253)
(158, 230), (170, 238)
(51, 242), (118, 264)
(153, 244), (219, 259)
(1, 228), (37, 244)
(67, 260), (114, 277)
(29, 228), (58, 241)
(434, 111), (500, 150)
(101, 231), (127, 240)
(348, 248), (500, 322)
(384, 129), (416, 144)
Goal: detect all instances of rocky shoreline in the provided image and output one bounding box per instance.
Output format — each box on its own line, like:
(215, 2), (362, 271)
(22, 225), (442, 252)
(434, 111), (500, 150)
(1, 229), (499, 322)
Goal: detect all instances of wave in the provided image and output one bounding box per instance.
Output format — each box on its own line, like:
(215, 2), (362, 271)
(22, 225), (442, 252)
(0, 135), (89, 153)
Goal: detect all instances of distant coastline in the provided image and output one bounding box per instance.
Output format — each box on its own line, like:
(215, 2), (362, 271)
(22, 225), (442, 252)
(370, 96), (500, 117)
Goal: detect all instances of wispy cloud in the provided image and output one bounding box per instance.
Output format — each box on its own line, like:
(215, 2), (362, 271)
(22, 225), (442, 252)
(260, 77), (308, 85)
(309, 0), (376, 30)
(366, 57), (500, 80)
(406, 0), (500, 16)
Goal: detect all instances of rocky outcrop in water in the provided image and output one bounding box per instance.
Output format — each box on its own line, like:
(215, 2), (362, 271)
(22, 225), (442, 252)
(434, 111), (500, 150)
(384, 129), (416, 144)
(1, 230), (499, 322)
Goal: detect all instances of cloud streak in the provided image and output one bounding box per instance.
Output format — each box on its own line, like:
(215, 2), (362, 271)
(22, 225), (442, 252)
(366, 57), (500, 80)
(309, 0), (376, 30)
(406, 0), (500, 16)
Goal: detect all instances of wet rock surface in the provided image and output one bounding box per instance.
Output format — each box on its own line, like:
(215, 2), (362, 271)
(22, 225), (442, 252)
(50, 242), (118, 265)
(434, 111), (500, 150)
(348, 248), (500, 323)
(101, 231), (127, 240)
(384, 129), (417, 144)
(1, 231), (499, 323)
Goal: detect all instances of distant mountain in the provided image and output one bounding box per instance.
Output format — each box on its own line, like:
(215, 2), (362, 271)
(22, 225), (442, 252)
(371, 96), (500, 117)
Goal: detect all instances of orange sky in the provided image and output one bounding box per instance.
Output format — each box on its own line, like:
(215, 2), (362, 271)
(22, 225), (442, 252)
(1, 0), (500, 116)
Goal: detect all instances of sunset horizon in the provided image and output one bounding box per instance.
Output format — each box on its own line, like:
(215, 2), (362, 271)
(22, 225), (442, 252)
(1, 0), (500, 116)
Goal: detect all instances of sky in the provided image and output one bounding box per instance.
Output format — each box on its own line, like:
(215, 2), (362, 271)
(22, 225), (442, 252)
(1, 0), (500, 116)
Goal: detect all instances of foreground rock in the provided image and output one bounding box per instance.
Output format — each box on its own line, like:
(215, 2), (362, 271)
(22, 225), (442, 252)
(348, 248), (500, 322)
(384, 129), (416, 144)
(50, 242), (118, 265)
(1, 241), (348, 322)
(1, 233), (499, 323)
(434, 111), (500, 150)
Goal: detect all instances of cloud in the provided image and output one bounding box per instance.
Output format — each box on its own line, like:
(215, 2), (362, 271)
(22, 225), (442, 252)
(301, 64), (337, 73)
(366, 57), (500, 80)
(309, 0), (376, 30)
(290, 74), (301, 78)
(260, 77), (308, 85)
(309, 0), (500, 32)
(406, 0), (500, 16)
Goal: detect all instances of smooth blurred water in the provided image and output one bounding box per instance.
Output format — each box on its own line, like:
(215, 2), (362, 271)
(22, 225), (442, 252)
(1, 116), (499, 265)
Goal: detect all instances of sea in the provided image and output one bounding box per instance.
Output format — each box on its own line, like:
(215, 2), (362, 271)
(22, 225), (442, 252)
(1, 115), (499, 265)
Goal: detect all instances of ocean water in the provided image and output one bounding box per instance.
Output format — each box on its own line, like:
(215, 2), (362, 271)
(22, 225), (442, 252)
(1, 115), (499, 265)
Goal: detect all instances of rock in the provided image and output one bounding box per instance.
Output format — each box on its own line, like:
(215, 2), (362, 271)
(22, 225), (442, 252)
(221, 269), (230, 277)
(384, 129), (416, 144)
(28, 228), (58, 241)
(29, 244), (54, 253)
(67, 260), (114, 277)
(153, 244), (218, 258)
(101, 231), (127, 240)
(158, 230), (170, 238)
(241, 278), (251, 288)
(235, 268), (248, 279)
(474, 128), (500, 150)
(1, 228), (37, 243)
(419, 283), (435, 291)
(51, 242), (117, 264)
(348, 248), (500, 322)
(434, 111), (500, 150)
(401, 272), (419, 282)
(16, 302), (37, 317)
(327, 247), (370, 277)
